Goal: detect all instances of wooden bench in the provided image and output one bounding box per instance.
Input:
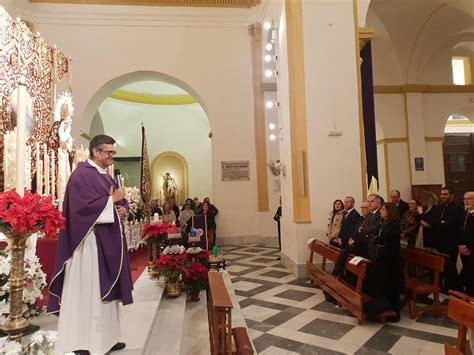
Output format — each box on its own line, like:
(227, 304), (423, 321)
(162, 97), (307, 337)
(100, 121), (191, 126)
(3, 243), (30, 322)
(444, 290), (474, 355)
(207, 272), (253, 355)
(307, 240), (396, 324)
(400, 246), (448, 319)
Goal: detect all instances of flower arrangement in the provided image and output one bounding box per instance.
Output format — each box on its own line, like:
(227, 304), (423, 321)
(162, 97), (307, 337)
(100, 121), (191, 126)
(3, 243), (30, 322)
(154, 247), (188, 282)
(141, 222), (168, 245)
(0, 252), (47, 324)
(186, 247), (210, 268)
(125, 187), (141, 221)
(0, 330), (58, 354)
(182, 262), (208, 295)
(0, 189), (64, 237)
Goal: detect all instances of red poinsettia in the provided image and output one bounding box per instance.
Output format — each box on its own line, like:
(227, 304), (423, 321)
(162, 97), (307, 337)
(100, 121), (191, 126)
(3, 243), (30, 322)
(154, 251), (188, 280)
(141, 222), (168, 244)
(0, 189), (64, 238)
(182, 262), (208, 293)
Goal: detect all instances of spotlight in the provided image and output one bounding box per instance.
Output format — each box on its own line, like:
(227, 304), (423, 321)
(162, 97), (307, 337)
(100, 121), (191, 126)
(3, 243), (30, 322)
(264, 54), (272, 62)
(269, 134), (276, 141)
(265, 69), (273, 78)
(266, 101), (274, 109)
(269, 123), (276, 130)
(263, 22), (272, 30)
(265, 43), (273, 51)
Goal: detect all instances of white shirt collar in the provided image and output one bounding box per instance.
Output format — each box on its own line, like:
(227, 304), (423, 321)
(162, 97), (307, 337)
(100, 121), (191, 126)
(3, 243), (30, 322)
(87, 159), (108, 175)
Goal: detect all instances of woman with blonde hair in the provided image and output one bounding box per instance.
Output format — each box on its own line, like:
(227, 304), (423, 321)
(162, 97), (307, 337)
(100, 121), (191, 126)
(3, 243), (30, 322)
(417, 191), (441, 250)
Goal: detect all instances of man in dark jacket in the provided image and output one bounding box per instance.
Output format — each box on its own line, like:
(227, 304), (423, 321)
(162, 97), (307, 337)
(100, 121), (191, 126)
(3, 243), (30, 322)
(439, 186), (465, 292)
(459, 191), (474, 296)
(360, 194), (383, 261)
(390, 190), (409, 218)
(337, 196), (362, 247)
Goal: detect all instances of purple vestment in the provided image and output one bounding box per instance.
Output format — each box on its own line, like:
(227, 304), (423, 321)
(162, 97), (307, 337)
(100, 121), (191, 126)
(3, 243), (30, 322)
(48, 161), (133, 314)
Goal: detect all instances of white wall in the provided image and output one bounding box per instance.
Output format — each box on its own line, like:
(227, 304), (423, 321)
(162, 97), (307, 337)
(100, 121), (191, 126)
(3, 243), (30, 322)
(94, 98), (213, 201)
(25, 3), (259, 239)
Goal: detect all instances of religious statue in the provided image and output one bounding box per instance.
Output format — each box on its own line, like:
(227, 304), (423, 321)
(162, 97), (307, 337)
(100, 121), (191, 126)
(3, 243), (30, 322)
(162, 172), (177, 202)
(54, 92), (74, 206)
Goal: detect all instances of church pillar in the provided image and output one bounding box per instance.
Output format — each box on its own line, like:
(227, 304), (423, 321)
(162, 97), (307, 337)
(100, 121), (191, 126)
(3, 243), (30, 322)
(278, 0), (365, 277)
(248, 23), (269, 212)
(405, 92), (428, 185)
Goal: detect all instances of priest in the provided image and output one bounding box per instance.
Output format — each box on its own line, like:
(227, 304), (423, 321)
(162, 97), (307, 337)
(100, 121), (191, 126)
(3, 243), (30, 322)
(48, 134), (133, 354)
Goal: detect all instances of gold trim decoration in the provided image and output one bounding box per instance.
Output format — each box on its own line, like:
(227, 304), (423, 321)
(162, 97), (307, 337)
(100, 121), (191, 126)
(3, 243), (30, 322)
(403, 94), (413, 185)
(446, 119), (473, 125)
(248, 23), (269, 212)
(425, 136), (444, 143)
(376, 137), (408, 145)
(374, 84), (474, 94)
(358, 27), (374, 51)
(383, 143), (390, 198)
(285, 0), (311, 223)
(353, 0), (368, 201)
(110, 90), (197, 105)
(30, 0), (261, 7)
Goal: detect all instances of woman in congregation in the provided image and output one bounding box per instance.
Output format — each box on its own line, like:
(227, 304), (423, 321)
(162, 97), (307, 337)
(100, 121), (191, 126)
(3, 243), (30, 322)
(400, 199), (421, 246)
(162, 202), (177, 224)
(179, 198), (195, 231)
(371, 202), (402, 321)
(202, 201), (216, 249)
(418, 191), (441, 250)
(326, 199), (345, 245)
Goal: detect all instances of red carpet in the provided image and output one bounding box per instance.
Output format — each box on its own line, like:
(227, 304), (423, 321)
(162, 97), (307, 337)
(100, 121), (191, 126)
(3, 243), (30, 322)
(37, 239), (150, 306)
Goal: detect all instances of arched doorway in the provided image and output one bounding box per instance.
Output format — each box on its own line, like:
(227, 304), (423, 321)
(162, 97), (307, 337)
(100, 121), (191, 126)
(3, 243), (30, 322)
(85, 72), (213, 205)
(443, 113), (474, 200)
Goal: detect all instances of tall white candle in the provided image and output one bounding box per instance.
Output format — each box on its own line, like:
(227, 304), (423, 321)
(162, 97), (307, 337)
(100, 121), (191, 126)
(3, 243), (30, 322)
(51, 150), (55, 199)
(38, 160), (43, 195)
(43, 144), (50, 196)
(15, 85), (26, 197)
(35, 141), (40, 193)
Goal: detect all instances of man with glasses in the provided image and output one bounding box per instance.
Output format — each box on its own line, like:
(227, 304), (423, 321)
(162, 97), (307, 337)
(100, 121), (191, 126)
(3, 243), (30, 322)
(49, 135), (133, 354)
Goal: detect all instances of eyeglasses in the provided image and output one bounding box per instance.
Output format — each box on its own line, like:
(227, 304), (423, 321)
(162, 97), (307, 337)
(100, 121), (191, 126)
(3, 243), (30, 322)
(97, 148), (116, 157)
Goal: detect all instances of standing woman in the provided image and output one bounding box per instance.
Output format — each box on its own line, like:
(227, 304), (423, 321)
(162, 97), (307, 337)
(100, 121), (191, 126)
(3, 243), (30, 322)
(162, 202), (177, 224)
(373, 202), (401, 321)
(202, 201), (216, 249)
(400, 199), (421, 246)
(327, 199), (345, 245)
(418, 191), (441, 250)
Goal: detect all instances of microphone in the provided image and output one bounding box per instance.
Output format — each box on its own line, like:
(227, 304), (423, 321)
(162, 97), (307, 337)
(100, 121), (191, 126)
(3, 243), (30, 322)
(114, 169), (123, 188)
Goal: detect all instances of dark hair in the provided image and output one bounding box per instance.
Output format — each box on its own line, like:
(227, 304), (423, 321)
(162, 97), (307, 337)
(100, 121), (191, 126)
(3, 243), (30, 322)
(202, 201), (210, 212)
(369, 194), (384, 205)
(332, 199), (344, 213)
(441, 186), (455, 195)
(203, 197), (210, 203)
(382, 202), (400, 224)
(390, 189), (401, 197)
(89, 134), (115, 158)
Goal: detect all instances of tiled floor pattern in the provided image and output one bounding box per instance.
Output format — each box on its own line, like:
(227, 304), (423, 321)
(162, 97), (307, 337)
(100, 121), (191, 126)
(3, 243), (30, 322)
(223, 244), (462, 355)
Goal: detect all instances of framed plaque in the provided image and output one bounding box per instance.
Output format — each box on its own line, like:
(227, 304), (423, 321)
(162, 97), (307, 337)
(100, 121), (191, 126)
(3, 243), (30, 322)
(221, 161), (250, 181)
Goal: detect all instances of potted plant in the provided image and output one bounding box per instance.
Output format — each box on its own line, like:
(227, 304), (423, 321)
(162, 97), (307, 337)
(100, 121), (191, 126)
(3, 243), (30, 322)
(141, 222), (168, 278)
(154, 246), (188, 297)
(182, 262), (208, 302)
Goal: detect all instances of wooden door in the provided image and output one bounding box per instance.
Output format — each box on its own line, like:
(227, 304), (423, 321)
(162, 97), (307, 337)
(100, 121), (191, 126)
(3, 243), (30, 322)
(443, 133), (474, 201)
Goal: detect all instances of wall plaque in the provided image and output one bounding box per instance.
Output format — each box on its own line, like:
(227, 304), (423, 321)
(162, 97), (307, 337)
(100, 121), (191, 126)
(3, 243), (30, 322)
(221, 161), (250, 181)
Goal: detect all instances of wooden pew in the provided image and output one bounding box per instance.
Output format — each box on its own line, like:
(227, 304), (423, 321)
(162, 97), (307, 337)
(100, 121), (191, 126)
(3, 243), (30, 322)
(400, 246), (447, 319)
(307, 240), (395, 324)
(444, 290), (474, 355)
(207, 272), (253, 355)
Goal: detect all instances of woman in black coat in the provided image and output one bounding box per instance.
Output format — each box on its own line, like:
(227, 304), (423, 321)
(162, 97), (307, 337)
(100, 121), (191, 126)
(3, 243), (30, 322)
(419, 191), (441, 250)
(371, 202), (401, 320)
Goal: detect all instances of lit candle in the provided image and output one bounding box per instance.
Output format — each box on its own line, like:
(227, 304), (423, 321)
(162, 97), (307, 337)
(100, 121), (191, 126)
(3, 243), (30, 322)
(51, 150), (55, 199)
(171, 221), (176, 234)
(153, 213), (159, 222)
(43, 144), (50, 196)
(15, 85), (26, 197)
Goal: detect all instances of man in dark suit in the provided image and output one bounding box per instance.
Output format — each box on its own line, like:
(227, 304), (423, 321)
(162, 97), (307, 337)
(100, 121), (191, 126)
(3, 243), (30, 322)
(390, 190), (409, 217)
(361, 194), (383, 261)
(439, 186), (464, 292)
(336, 196), (362, 247)
(459, 191), (474, 296)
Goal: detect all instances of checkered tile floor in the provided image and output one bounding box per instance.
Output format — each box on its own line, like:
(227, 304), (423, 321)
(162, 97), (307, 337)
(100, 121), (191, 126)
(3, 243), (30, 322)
(223, 245), (463, 355)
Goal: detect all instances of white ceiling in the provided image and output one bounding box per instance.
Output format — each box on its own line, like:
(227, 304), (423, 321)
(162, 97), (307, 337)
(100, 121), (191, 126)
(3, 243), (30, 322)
(119, 80), (189, 95)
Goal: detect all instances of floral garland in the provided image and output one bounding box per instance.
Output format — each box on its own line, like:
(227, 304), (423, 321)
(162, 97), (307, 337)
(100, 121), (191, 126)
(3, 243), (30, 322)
(0, 330), (58, 354)
(0, 251), (47, 324)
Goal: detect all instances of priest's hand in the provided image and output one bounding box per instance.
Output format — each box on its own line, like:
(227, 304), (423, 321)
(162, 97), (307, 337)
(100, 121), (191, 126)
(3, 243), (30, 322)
(110, 186), (125, 202)
(116, 205), (128, 220)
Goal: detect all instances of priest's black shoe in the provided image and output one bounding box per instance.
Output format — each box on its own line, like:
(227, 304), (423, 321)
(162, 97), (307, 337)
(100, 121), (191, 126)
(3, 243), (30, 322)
(109, 342), (126, 352)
